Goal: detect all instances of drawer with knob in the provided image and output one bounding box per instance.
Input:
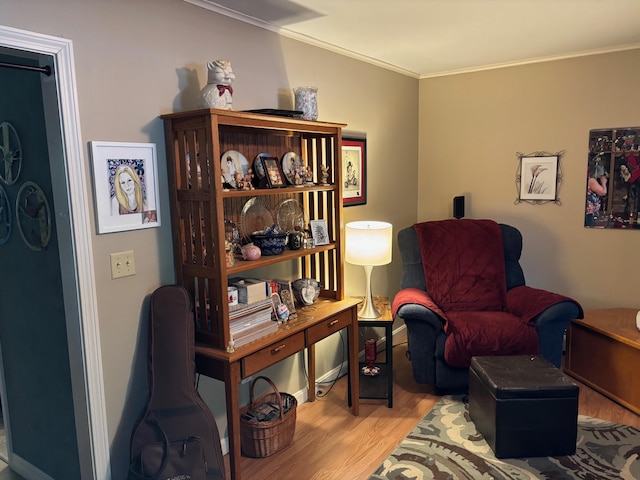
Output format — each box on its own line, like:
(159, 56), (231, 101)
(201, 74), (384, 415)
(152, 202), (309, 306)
(242, 332), (305, 377)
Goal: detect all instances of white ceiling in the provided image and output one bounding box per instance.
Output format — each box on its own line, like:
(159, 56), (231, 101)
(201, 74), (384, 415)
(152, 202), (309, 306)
(185, 0), (640, 78)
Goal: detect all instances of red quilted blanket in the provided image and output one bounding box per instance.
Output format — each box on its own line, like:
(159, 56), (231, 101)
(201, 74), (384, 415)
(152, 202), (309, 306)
(393, 219), (577, 367)
(414, 219), (507, 312)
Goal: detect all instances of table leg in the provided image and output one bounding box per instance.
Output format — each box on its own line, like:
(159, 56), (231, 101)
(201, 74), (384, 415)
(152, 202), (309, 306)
(307, 344), (316, 402)
(224, 361), (242, 480)
(348, 316), (360, 415)
(386, 324), (393, 408)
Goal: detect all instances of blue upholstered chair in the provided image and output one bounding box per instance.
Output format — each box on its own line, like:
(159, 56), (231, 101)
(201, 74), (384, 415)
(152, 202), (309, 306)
(393, 219), (583, 394)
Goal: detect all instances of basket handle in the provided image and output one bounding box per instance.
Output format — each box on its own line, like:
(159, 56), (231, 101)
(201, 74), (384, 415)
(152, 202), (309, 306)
(249, 376), (285, 421)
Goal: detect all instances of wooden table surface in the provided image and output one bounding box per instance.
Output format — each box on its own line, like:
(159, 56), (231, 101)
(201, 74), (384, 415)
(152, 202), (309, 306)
(572, 308), (640, 349)
(565, 307), (640, 414)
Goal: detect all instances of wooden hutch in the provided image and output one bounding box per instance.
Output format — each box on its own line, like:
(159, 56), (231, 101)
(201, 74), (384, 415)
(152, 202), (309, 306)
(161, 108), (360, 480)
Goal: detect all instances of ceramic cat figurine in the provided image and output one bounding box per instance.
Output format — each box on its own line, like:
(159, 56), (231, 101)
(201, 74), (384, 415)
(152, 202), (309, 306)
(198, 60), (235, 110)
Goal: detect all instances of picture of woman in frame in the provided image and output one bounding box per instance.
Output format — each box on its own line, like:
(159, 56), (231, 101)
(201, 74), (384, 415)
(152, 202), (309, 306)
(111, 164), (148, 215)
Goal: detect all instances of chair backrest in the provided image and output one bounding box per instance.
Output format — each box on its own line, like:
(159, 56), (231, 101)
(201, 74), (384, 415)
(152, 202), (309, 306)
(398, 221), (526, 292)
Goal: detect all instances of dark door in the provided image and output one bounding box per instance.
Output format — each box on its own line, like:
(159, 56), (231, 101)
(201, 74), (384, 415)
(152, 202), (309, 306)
(0, 51), (81, 479)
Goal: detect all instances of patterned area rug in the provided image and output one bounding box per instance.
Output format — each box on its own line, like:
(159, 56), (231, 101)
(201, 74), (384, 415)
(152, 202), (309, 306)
(370, 396), (640, 480)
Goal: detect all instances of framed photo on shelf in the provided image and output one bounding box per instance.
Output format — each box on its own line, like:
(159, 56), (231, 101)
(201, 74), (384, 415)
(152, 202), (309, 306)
(342, 137), (367, 206)
(310, 219), (330, 245)
(90, 141), (161, 234)
(260, 156), (286, 188)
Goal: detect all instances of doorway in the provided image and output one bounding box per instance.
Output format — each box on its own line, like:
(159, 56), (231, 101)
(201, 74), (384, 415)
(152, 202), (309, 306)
(0, 26), (109, 480)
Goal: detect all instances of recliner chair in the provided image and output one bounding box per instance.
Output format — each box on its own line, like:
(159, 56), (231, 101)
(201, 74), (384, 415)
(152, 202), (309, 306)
(393, 219), (583, 393)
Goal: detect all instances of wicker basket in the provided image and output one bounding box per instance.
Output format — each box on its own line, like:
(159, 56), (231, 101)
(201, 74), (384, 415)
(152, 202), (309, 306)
(239, 376), (297, 458)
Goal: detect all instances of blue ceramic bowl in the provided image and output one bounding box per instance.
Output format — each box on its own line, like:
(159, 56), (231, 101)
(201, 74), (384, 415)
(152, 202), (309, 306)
(251, 233), (287, 255)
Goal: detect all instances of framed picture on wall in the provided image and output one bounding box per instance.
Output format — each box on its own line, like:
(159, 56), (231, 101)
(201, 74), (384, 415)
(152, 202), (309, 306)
(342, 137), (367, 206)
(516, 151), (560, 203)
(90, 141), (161, 234)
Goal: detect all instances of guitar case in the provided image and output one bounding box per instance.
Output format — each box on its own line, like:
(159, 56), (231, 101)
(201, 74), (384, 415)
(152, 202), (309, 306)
(128, 285), (225, 480)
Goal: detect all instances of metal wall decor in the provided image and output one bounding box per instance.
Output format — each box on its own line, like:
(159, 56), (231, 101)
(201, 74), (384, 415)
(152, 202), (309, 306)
(15, 181), (51, 251)
(515, 150), (564, 205)
(0, 121), (22, 185)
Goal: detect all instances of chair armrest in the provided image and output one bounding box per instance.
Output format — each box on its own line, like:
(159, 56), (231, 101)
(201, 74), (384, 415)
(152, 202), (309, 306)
(396, 303), (445, 330)
(506, 285), (583, 320)
(532, 301), (582, 368)
(392, 288), (446, 319)
(394, 291), (445, 386)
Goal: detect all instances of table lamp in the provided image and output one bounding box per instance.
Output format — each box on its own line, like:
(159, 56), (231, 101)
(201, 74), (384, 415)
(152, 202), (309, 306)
(345, 221), (393, 318)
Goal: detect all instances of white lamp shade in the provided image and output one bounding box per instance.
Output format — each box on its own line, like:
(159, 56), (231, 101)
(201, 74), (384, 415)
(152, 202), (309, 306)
(345, 221), (393, 266)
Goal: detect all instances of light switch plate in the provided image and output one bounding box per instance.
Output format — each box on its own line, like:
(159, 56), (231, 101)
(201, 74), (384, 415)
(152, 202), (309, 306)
(110, 250), (135, 279)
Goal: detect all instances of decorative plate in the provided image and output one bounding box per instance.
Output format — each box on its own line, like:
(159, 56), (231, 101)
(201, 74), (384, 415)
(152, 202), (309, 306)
(281, 151), (303, 185)
(0, 122), (22, 185)
(220, 150), (249, 188)
(253, 153), (270, 179)
(240, 197), (273, 242)
(276, 199), (306, 233)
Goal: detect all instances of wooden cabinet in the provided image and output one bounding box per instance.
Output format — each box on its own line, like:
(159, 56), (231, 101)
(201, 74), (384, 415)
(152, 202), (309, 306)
(161, 108), (359, 480)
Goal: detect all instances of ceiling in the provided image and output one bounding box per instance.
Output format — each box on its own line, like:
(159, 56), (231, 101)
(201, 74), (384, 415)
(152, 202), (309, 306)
(185, 0), (640, 78)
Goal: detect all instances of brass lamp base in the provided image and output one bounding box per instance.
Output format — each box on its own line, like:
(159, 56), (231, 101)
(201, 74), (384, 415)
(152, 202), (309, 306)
(358, 265), (381, 318)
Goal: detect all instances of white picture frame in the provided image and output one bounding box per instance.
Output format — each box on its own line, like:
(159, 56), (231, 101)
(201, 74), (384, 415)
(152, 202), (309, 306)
(310, 219), (330, 246)
(90, 141), (161, 234)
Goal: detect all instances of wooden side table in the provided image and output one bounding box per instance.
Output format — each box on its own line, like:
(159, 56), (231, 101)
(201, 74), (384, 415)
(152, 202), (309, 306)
(357, 296), (394, 407)
(564, 308), (640, 414)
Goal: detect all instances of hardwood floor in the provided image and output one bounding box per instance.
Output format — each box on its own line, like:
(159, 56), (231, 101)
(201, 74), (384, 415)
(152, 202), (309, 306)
(232, 333), (640, 480)
(1, 333), (634, 480)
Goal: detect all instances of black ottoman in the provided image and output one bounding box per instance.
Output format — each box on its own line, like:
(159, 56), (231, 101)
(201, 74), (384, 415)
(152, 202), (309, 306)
(469, 355), (578, 458)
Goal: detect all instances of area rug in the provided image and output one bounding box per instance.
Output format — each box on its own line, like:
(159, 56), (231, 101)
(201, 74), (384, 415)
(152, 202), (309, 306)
(370, 396), (640, 480)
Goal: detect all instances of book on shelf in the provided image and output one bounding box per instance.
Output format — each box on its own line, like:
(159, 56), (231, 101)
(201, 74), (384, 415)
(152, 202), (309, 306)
(229, 297), (273, 320)
(231, 321), (279, 347)
(230, 308), (273, 332)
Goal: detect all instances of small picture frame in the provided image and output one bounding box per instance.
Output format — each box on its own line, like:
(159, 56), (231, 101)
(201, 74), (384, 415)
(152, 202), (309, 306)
(90, 141), (161, 234)
(310, 219), (330, 245)
(273, 279), (297, 321)
(260, 156), (286, 188)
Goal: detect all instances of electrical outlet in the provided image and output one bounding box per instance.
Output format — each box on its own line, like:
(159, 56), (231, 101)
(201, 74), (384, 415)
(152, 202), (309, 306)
(110, 250), (136, 279)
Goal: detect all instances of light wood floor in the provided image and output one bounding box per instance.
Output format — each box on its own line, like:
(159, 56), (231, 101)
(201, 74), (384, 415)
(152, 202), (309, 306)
(0, 335), (637, 480)
(233, 334), (640, 480)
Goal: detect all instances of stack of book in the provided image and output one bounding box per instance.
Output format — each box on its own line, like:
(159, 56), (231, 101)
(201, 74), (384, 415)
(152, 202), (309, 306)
(229, 297), (278, 347)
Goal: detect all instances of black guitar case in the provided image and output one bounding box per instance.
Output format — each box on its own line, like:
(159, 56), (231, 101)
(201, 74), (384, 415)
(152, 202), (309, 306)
(128, 285), (225, 480)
